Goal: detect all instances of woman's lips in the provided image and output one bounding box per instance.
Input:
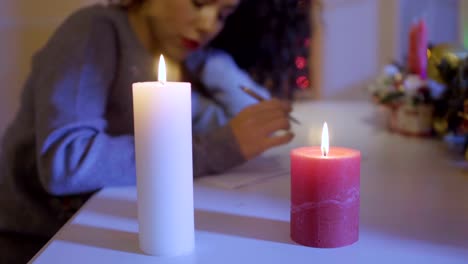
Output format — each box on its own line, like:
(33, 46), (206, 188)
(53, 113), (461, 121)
(181, 38), (201, 51)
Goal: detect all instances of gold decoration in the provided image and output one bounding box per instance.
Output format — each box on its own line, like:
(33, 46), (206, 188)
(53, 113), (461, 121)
(433, 117), (448, 135)
(427, 43), (467, 83)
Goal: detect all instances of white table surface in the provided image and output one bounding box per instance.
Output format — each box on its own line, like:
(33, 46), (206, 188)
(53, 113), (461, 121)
(31, 101), (468, 264)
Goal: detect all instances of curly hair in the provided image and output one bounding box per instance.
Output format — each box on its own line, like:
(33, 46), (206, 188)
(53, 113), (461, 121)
(210, 0), (312, 98)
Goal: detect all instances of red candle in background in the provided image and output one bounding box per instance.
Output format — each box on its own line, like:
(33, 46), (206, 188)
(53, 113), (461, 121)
(408, 19), (428, 79)
(290, 123), (360, 248)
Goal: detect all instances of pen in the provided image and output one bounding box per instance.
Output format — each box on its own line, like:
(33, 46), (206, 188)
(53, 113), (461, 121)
(240, 86), (301, 125)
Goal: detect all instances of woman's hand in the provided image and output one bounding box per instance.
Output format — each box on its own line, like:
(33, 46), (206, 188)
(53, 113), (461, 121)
(229, 99), (294, 160)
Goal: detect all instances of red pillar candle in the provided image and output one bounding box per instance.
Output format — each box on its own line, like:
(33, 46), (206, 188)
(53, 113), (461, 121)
(290, 123), (360, 248)
(408, 19), (428, 79)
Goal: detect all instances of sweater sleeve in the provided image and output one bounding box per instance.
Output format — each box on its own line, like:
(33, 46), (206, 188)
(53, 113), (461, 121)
(193, 125), (245, 177)
(199, 50), (271, 117)
(33, 12), (135, 196)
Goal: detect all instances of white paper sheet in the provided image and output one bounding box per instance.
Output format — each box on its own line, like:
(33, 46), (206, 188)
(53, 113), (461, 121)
(198, 155), (290, 189)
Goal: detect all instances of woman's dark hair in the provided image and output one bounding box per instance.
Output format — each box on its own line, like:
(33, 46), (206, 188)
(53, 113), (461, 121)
(211, 0), (311, 99)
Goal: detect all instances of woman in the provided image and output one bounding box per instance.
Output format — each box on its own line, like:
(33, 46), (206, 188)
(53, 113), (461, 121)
(0, 0), (304, 262)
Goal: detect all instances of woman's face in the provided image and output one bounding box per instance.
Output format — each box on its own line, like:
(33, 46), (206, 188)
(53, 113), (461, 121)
(139, 0), (239, 61)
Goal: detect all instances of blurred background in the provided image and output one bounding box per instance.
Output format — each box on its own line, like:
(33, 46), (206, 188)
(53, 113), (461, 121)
(0, 0), (466, 137)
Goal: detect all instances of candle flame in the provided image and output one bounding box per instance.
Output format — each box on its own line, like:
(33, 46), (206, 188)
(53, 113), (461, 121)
(158, 54), (166, 82)
(321, 122), (329, 156)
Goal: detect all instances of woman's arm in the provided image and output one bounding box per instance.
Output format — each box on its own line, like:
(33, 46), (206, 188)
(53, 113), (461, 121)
(31, 9), (247, 195)
(32, 11), (136, 195)
(187, 50), (271, 118)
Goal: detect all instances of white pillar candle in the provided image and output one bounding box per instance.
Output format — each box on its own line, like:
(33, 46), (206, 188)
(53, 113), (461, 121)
(132, 55), (194, 256)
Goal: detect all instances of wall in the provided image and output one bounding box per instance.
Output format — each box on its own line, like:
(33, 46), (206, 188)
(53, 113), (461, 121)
(462, 0), (468, 48)
(378, 0), (400, 68)
(399, 0), (459, 61)
(0, 0), (102, 137)
(318, 0), (380, 99)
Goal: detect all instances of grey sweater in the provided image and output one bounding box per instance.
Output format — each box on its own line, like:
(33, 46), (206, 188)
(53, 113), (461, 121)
(0, 4), (270, 257)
